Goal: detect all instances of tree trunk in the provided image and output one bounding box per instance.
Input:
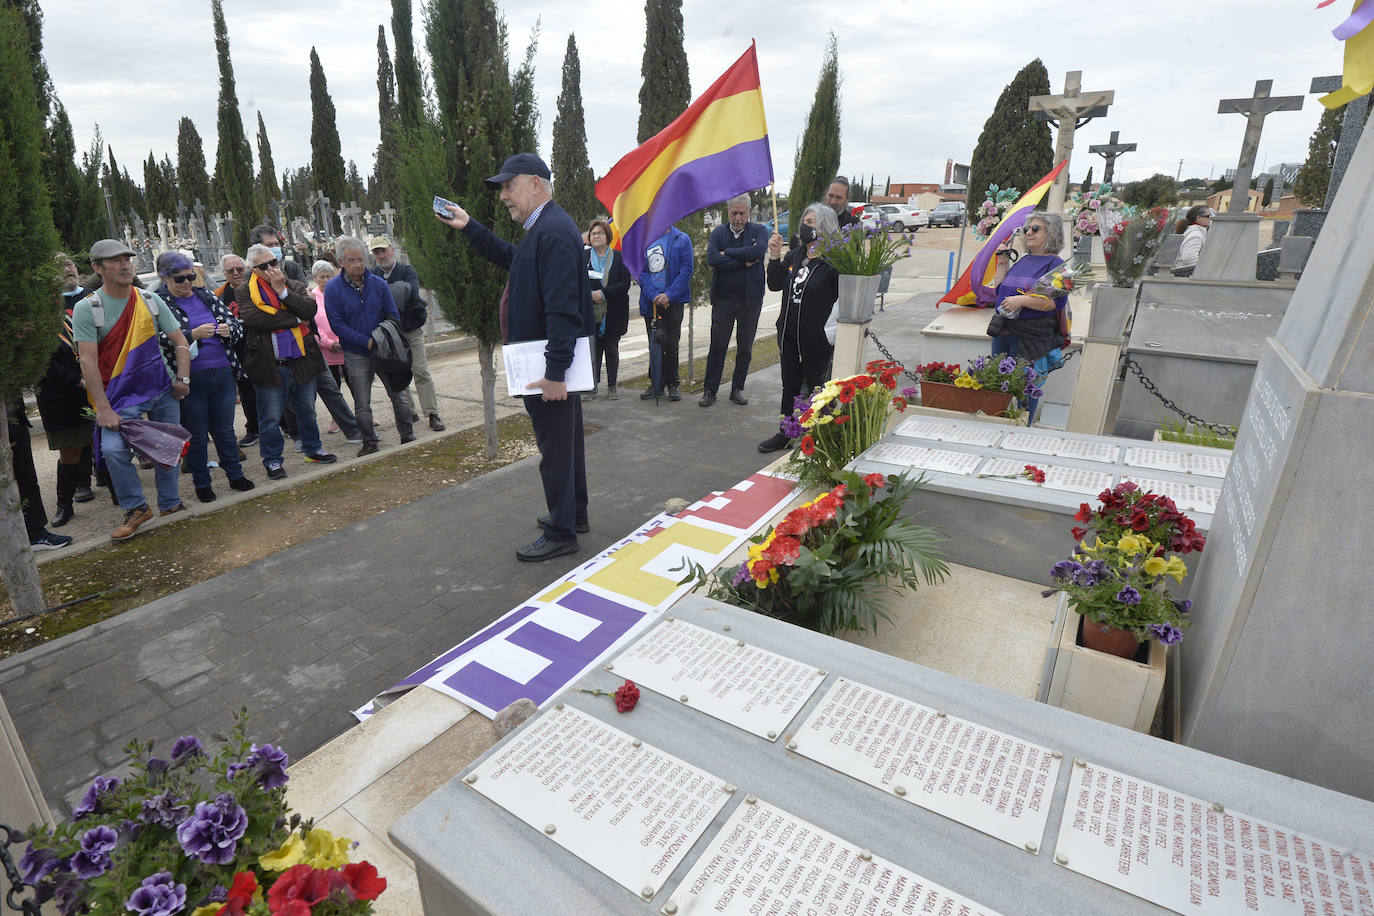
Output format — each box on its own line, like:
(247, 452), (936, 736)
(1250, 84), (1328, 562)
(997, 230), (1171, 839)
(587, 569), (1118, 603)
(0, 395), (46, 618)
(477, 338), (498, 461)
(687, 301), (696, 385)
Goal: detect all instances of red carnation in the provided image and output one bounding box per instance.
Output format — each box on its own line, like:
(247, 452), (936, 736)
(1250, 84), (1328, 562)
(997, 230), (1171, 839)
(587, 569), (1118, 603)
(863, 472), (886, 489)
(834, 414), (850, 425)
(762, 535), (802, 565)
(775, 513), (810, 537)
(342, 862), (387, 902)
(613, 680), (639, 712)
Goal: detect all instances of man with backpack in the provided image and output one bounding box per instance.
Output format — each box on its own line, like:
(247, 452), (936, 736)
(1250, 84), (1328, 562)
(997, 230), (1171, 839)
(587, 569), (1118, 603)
(370, 236), (444, 432)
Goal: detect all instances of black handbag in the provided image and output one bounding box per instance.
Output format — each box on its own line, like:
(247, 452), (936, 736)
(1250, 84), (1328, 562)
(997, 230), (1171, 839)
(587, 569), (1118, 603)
(985, 311), (1006, 337)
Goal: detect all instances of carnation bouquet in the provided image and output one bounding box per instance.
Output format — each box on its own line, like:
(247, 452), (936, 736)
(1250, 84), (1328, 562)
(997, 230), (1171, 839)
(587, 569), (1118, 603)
(1102, 206), (1172, 287)
(682, 471), (948, 636)
(781, 360), (911, 488)
(1068, 183), (1120, 236)
(18, 711), (386, 916)
(973, 185), (1021, 241)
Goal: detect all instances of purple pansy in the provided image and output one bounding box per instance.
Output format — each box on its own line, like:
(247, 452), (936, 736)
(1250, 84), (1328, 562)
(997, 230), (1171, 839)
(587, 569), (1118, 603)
(72, 776), (120, 820)
(176, 793), (248, 865)
(170, 735), (204, 762)
(1115, 586), (1141, 605)
(244, 743), (289, 790)
(1148, 623), (1183, 645)
(139, 790), (189, 828)
(124, 871), (187, 916)
(18, 845), (62, 886)
(69, 825), (118, 879)
(998, 356), (1016, 374)
(900, 386), (918, 399)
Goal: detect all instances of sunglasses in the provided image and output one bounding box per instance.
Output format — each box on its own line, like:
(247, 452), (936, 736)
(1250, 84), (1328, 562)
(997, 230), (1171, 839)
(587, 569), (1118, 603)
(253, 259), (279, 270)
(168, 273), (197, 284)
(1025, 226), (1044, 234)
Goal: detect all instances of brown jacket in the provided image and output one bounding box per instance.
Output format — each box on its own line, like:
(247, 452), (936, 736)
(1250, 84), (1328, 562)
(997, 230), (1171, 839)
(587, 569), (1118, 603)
(236, 277), (325, 386)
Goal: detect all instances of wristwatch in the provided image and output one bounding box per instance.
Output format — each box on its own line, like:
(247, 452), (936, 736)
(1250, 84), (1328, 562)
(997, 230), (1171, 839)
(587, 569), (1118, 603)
(178, 377), (191, 385)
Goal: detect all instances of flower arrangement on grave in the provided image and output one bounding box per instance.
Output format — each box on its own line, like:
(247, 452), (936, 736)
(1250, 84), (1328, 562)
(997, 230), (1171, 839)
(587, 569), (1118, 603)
(1043, 481), (1206, 654)
(813, 221), (913, 275)
(18, 711), (387, 916)
(922, 356), (1043, 401)
(579, 680), (640, 712)
(978, 464), (1046, 483)
(780, 360), (910, 488)
(973, 185), (1021, 241)
(683, 471), (948, 636)
(1102, 206), (1173, 287)
(1068, 183), (1120, 236)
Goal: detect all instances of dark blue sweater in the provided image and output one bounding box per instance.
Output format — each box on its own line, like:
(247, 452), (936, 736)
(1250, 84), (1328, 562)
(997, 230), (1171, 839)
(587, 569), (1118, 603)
(706, 221), (769, 305)
(462, 201), (595, 381)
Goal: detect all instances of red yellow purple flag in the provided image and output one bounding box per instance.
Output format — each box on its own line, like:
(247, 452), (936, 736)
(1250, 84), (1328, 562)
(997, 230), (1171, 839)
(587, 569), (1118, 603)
(595, 42), (773, 276)
(937, 160), (1069, 308)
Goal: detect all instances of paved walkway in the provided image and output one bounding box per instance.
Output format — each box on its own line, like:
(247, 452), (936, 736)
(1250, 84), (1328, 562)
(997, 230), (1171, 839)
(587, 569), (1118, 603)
(1, 252), (955, 818)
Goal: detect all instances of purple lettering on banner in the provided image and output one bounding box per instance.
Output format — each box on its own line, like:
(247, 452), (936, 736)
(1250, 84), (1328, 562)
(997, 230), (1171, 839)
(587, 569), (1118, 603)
(390, 605), (541, 689)
(438, 589), (644, 711)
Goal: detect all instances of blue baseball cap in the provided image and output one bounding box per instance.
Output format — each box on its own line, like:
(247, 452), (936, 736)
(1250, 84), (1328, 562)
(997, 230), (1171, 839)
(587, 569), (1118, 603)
(485, 153), (551, 189)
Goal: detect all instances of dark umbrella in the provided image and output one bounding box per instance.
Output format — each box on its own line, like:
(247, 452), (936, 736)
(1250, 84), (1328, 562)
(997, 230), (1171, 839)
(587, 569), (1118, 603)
(647, 301), (664, 403)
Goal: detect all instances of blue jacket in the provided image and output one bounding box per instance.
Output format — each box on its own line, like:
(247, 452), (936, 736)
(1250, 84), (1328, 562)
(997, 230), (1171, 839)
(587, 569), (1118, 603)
(323, 272), (399, 355)
(706, 222), (768, 305)
(638, 227), (694, 316)
(462, 200), (595, 381)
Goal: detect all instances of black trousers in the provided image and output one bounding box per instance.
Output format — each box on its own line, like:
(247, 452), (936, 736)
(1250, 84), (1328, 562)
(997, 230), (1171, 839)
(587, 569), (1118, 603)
(643, 301), (685, 388)
(6, 411), (47, 538)
(593, 331), (623, 387)
(703, 299), (762, 395)
(776, 335), (833, 427)
(524, 394), (588, 542)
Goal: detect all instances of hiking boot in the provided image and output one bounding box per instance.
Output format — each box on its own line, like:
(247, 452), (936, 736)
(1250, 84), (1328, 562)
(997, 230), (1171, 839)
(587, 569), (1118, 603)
(605, 385), (621, 400)
(699, 391), (716, 407)
(111, 504), (155, 540)
(429, 413), (445, 431)
(667, 385), (681, 402)
(357, 442), (379, 457)
(640, 386), (660, 400)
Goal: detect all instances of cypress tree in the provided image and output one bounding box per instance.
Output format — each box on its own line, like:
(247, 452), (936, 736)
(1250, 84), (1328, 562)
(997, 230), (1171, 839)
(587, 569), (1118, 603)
(391, 0), (423, 134)
(637, 0), (691, 143)
(791, 33), (842, 216)
(967, 58), (1053, 223)
(373, 25), (401, 211)
(511, 21), (541, 154)
(346, 159), (367, 208)
(47, 101), (96, 252)
(1261, 175), (1275, 208)
(309, 47), (348, 218)
(0, 3), (63, 612)
(1081, 166), (1093, 193)
(210, 0), (255, 249)
(551, 33), (598, 226)
(1292, 104), (1343, 207)
(176, 117), (211, 210)
(144, 151), (176, 224)
(105, 145), (134, 222)
(256, 112), (281, 209)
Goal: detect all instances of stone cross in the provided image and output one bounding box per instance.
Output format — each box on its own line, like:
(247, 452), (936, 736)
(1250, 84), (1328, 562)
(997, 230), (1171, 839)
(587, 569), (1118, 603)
(1309, 75), (1370, 209)
(380, 201), (397, 237)
(207, 212), (223, 252)
(313, 190), (333, 236)
(1217, 80), (1304, 213)
(175, 201), (190, 241)
(339, 201), (363, 239)
(1028, 70), (1116, 218)
(156, 213), (171, 248)
(1088, 130), (1137, 184)
(192, 198), (209, 245)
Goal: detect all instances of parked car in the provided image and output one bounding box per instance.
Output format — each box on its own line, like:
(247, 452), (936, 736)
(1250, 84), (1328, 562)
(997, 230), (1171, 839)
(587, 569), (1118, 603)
(927, 201), (966, 228)
(860, 204), (924, 232)
(765, 210), (789, 238)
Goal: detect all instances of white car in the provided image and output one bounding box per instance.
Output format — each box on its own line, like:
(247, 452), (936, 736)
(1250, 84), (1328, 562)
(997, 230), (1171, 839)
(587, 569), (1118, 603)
(860, 204), (924, 232)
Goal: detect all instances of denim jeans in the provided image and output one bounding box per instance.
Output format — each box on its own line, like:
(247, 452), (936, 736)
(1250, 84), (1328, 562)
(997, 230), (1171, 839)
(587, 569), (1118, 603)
(343, 350), (413, 445)
(181, 366), (245, 488)
(990, 336), (1058, 425)
(101, 387), (183, 512)
(315, 365), (361, 439)
(254, 365), (321, 467)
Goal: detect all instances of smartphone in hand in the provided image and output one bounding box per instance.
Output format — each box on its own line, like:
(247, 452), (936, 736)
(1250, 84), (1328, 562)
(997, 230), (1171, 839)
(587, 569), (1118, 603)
(433, 195), (458, 217)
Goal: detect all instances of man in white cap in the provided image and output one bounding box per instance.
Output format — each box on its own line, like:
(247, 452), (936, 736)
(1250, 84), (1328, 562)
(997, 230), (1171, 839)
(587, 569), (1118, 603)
(369, 235), (443, 432)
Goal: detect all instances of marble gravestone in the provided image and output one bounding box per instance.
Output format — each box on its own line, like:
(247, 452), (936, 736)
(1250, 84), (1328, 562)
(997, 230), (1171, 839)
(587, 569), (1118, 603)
(1181, 122), (1374, 802)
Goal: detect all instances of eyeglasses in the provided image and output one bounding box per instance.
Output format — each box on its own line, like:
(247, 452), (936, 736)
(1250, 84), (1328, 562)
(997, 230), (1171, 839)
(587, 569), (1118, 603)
(168, 273), (197, 284)
(1200, 213), (1213, 219)
(253, 259), (279, 270)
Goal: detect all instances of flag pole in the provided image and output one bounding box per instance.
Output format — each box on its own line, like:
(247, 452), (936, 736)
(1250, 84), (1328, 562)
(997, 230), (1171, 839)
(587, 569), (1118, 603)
(770, 184), (779, 229)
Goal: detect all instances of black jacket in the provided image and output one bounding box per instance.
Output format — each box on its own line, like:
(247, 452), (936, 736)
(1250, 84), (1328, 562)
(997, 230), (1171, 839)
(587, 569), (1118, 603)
(586, 247), (632, 339)
(767, 248), (838, 359)
(36, 293), (89, 433)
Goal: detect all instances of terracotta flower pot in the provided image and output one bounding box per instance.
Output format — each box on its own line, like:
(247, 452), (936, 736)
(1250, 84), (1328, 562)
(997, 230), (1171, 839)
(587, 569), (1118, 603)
(918, 380), (1015, 416)
(1079, 617), (1143, 659)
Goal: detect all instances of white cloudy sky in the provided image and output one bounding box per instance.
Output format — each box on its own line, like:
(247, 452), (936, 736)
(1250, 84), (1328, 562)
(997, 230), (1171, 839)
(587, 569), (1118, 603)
(41, 0), (1347, 198)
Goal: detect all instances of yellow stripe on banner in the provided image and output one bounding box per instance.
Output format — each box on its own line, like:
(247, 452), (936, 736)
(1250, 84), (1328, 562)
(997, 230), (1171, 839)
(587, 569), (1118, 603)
(109, 292), (158, 380)
(585, 523), (734, 606)
(1322, 23), (1374, 106)
(612, 89), (767, 229)
(536, 581), (575, 603)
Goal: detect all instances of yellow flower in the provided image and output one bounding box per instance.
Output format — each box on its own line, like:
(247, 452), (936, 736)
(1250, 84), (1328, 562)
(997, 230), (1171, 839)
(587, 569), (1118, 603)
(815, 413), (834, 425)
(1165, 556), (1188, 583)
(1051, 277), (1064, 289)
(303, 826), (352, 869)
(259, 831), (305, 872)
(1116, 534), (1145, 554)
(190, 907), (222, 916)
(1143, 556), (1168, 576)
(954, 375), (974, 388)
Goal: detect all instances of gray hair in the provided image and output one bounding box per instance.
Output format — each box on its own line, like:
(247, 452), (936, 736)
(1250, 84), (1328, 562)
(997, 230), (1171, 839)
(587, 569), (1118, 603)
(726, 194), (750, 212)
(219, 252), (245, 272)
(803, 202), (839, 235)
(1025, 212), (1065, 253)
(245, 244), (274, 267)
(335, 236), (368, 260)
(310, 260), (337, 277)
(538, 176), (553, 196)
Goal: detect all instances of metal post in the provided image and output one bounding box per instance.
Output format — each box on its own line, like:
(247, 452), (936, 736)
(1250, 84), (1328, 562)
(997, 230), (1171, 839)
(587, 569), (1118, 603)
(103, 187), (117, 237)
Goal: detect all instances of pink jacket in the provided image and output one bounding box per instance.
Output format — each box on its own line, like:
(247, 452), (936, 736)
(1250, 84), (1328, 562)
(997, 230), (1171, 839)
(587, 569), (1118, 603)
(313, 287), (346, 366)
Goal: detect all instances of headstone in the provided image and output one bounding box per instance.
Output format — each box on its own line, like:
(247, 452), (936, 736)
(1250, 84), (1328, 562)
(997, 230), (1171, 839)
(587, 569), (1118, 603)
(1291, 208), (1327, 239)
(313, 190), (333, 237)
(1255, 247), (1280, 281)
(1181, 124), (1374, 801)
(1310, 76), (1370, 209)
(206, 212), (223, 256)
(1271, 218), (1290, 241)
(1277, 234), (1314, 279)
(175, 201), (190, 242)
(1087, 130), (1137, 184)
(379, 201), (397, 237)
(1195, 80), (1304, 282)
(1028, 70), (1116, 223)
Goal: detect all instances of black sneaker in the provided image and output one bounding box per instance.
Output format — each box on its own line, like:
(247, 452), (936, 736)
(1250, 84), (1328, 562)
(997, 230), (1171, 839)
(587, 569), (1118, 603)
(266, 463), (287, 480)
(195, 486), (217, 503)
(304, 452), (337, 464)
(30, 530), (73, 551)
(757, 433), (792, 453)
(516, 535), (580, 562)
(428, 414), (446, 431)
(667, 385), (681, 402)
(238, 432), (259, 447)
(228, 476), (256, 492)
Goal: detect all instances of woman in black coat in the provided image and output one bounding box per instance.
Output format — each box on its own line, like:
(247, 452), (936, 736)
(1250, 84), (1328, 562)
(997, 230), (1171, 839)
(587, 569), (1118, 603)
(585, 218), (632, 400)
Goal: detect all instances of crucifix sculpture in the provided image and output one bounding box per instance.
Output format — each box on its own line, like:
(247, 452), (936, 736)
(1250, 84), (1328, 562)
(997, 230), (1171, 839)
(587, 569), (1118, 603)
(1088, 131), (1137, 185)
(1217, 80), (1304, 213)
(314, 190), (332, 237)
(379, 201), (397, 237)
(1028, 70), (1116, 218)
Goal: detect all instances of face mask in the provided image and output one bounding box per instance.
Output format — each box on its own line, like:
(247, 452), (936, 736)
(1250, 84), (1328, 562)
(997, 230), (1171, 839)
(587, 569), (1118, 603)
(798, 224), (817, 246)
(269, 246), (282, 261)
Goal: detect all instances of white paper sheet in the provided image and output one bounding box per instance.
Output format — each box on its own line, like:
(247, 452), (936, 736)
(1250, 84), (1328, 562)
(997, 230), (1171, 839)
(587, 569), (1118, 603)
(502, 335), (595, 396)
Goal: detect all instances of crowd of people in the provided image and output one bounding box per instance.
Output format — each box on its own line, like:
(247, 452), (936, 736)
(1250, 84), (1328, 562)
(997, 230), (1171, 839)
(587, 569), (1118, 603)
(11, 227), (447, 548)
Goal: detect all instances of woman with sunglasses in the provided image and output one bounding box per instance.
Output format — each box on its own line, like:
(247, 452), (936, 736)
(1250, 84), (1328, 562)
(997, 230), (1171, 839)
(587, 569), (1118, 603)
(154, 251), (255, 502)
(983, 212), (1070, 423)
(1171, 205), (1212, 277)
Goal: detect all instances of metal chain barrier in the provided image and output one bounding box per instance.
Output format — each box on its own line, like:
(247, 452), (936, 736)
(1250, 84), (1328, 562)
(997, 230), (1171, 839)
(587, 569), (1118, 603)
(1, 824), (40, 916)
(1123, 357), (1238, 437)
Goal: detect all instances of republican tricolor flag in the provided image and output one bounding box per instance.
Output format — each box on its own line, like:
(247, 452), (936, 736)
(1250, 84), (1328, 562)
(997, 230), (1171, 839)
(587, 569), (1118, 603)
(596, 42), (774, 277)
(938, 160), (1068, 308)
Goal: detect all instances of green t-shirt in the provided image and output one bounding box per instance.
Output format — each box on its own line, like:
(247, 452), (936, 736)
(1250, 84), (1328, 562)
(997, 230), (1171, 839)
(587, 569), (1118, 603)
(71, 288), (179, 344)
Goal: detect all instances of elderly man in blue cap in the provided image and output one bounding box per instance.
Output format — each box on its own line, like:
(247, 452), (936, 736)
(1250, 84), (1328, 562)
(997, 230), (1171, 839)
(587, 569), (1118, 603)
(436, 153), (596, 561)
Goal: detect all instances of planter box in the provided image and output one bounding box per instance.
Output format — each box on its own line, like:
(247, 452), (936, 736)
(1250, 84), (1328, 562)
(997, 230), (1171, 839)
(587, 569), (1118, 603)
(918, 380), (1015, 416)
(1044, 600), (1166, 733)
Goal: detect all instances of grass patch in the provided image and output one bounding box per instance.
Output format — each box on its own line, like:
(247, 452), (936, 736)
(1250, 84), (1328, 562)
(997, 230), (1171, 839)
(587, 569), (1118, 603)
(0, 414), (544, 657)
(1156, 419), (1236, 450)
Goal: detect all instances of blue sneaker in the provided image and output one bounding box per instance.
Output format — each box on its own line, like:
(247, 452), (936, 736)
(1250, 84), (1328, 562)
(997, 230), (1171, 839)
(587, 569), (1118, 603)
(31, 530), (74, 551)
